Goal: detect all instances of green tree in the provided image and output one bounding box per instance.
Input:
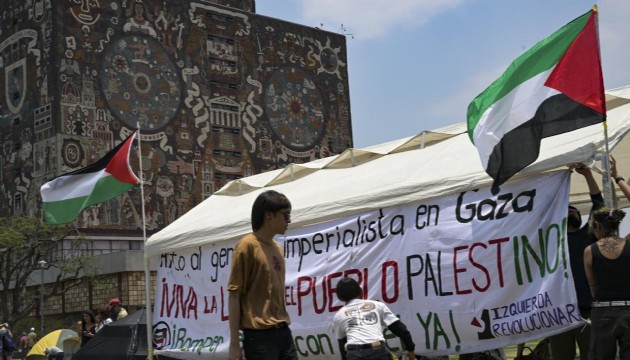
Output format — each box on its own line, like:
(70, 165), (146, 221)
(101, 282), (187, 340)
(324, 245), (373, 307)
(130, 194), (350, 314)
(0, 217), (96, 325)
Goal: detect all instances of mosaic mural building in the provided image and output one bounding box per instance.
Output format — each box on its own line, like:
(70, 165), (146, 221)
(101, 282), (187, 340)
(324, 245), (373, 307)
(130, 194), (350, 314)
(0, 0), (352, 227)
(0, 0), (352, 317)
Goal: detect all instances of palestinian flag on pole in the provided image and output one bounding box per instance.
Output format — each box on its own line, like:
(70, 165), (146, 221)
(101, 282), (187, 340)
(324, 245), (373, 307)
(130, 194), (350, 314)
(467, 8), (605, 193)
(41, 132), (140, 225)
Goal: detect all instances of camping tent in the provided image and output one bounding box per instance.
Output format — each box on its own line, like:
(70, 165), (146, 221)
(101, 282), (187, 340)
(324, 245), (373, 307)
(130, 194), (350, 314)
(71, 309), (175, 360)
(145, 85), (630, 257)
(61, 336), (81, 360)
(26, 329), (79, 360)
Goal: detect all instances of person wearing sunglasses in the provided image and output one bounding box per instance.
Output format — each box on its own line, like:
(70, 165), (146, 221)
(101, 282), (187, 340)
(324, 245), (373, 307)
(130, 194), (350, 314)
(228, 190), (296, 360)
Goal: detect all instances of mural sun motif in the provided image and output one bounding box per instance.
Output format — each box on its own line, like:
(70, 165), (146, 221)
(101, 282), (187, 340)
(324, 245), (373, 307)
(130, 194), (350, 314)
(264, 67), (325, 151)
(315, 37), (345, 80)
(287, 96), (305, 120)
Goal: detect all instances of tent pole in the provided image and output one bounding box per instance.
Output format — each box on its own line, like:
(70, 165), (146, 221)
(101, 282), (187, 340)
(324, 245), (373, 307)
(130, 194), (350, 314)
(136, 123), (154, 360)
(601, 119), (615, 208)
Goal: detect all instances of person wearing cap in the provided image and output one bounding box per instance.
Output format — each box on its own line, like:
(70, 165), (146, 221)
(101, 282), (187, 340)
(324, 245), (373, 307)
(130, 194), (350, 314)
(108, 298), (128, 321)
(25, 328), (36, 355)
(548, 164), (603, 360)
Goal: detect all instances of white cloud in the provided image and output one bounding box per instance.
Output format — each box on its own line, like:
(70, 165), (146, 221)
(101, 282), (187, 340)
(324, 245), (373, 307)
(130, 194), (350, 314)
(300, 0), (467, 39)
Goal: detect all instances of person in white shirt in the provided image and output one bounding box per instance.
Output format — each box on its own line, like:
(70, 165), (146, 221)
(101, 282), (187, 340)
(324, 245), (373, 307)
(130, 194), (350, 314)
(44, 346), (63, 360)
(332, 278), (416, 360)
(95, 309), (113, 332)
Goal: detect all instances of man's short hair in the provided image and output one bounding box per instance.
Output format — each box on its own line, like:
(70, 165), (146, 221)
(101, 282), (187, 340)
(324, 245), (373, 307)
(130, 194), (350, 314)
(336, 277), (363, 302)
(251, 190), (291, 231)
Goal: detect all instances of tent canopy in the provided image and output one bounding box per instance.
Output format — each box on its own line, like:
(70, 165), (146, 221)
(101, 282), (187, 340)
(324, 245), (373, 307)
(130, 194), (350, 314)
(26, 329), (79, 360)
(146, 85), (630, 257)
(72, 308), (175, 360)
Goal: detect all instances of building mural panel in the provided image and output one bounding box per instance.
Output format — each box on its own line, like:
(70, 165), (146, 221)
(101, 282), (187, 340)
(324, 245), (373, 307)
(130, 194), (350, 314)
(0, 0), (352, 232)
(0, 1), (54, 218)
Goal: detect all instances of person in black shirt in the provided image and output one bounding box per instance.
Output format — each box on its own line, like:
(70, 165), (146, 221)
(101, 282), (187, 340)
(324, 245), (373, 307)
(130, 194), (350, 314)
(549, 164), (603, 360)
(584, 207), (630, 359)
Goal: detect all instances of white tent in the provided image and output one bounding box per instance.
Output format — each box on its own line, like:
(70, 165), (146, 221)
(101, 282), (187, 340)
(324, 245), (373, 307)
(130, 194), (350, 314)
(146, 86), (630, 257)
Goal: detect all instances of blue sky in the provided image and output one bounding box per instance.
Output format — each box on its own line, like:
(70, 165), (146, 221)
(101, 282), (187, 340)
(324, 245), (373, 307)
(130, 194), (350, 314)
(256, 0), (630, 148)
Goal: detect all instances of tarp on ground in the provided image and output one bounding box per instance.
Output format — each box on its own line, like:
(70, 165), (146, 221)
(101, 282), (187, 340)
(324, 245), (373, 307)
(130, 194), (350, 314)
(26, 329), (78, 360)
(71, 308), (176, 360)
(146, 85), (630, 257)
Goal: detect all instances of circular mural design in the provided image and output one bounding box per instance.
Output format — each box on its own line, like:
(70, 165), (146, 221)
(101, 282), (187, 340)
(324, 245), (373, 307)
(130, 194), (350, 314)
(62, 138), (84, 168)
(101, 35), (181, 130)
(264, 67), (325, 150)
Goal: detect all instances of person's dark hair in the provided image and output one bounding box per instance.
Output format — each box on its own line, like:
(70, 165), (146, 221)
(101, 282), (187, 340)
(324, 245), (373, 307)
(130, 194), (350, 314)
(568, 205), (582, 218)
(567, 205), (582, 229)
(81, 310), (95, 324)
(336, 277), (363, 302)
(590, 206), (626, 237)
(251, 190), (291, 231)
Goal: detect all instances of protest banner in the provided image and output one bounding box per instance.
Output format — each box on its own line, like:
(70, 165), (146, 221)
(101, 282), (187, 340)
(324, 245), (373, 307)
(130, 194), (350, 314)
(153, 170), (579, 358)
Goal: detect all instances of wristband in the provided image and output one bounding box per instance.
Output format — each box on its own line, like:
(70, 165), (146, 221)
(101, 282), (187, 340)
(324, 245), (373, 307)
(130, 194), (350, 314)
(615, 176), (625, 184)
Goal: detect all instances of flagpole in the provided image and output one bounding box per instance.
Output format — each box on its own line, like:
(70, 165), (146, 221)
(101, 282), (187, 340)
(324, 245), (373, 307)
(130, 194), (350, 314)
(593, 5), (615, 209)
(136, 123), (154, 360)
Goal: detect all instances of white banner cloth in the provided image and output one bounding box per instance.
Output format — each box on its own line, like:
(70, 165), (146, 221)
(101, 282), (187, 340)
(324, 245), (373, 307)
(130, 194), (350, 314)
(153, 170), (580, 358)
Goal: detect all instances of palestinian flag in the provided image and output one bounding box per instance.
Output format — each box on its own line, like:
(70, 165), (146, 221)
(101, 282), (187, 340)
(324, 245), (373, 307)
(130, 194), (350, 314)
(467, 9), (605, 193)
(41, 132), (140, 224)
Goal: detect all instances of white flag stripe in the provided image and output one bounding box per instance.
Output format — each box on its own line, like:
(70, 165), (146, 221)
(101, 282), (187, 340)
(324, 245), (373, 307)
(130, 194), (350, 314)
(472, 69), (560, 168)
(40, 169), (108, 202)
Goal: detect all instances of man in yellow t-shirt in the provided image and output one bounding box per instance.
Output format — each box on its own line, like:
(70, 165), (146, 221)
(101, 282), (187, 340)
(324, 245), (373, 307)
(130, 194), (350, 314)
(227, 190), (297, 360)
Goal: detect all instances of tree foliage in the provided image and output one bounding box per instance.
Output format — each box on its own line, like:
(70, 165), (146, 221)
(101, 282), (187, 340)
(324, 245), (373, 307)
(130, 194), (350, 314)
(0, 217), (96, 325)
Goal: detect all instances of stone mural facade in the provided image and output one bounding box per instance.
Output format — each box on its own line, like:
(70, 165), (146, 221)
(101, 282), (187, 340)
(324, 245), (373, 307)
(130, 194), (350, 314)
(0, 0), (352, 231)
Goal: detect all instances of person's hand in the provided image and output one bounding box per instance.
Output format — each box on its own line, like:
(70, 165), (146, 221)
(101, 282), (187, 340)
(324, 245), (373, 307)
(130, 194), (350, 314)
(228, 342), (242, 360)
(573, 163), (592, 176)
(407, 351), (416, 360)
(610, 155), (618, 178)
